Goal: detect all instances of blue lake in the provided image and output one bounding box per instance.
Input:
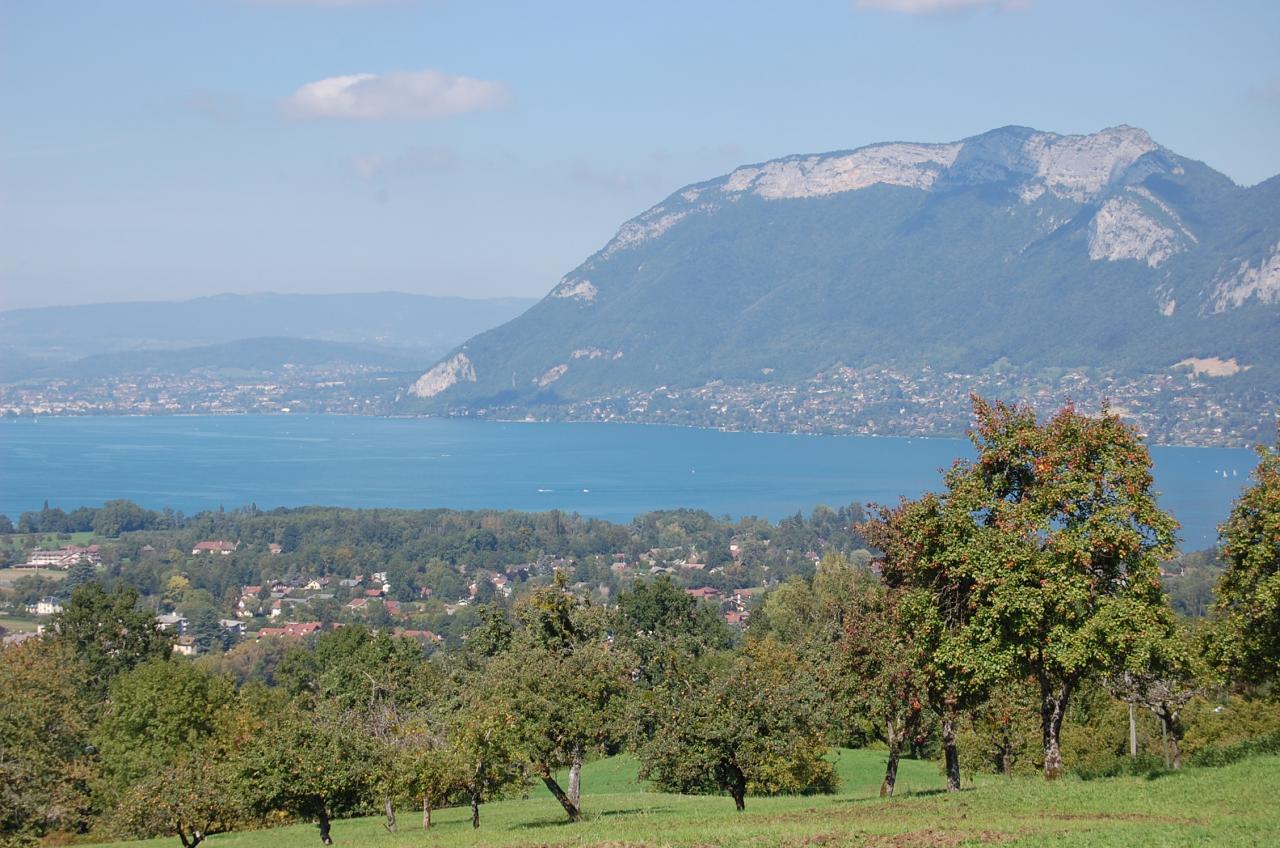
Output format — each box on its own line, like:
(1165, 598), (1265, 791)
(0, 415), (1259, 549)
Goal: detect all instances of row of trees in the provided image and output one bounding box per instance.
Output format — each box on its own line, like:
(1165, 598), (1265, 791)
(5, 572), (827, 847)
(769, 400), (1277, 792)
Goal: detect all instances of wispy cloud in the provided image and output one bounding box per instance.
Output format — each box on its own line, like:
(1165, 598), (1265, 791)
(855, 0), (1030, 15)
(347, 145), (459, 179)
(180, 89), (244, 122)
(283, 70), (512, 120)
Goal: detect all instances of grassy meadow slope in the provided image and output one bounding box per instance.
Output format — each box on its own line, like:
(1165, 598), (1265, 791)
(96, 750), (1280, 848)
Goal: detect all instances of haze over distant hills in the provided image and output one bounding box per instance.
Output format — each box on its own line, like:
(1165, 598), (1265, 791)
(0, 292), (536, 380)
(403, 125), (1279, 443)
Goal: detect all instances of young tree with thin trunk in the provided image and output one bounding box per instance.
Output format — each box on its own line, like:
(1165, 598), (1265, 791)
(835, 580), (925, 797)
(444, 694), (523, 829)
(864, 493), (1000, 793)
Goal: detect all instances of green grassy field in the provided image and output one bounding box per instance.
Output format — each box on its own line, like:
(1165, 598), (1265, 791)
(0, 567), (67, 588)
(94, 749), (1280, 848)
(0, 614), (40, 632)
(0, 531), (96, 555)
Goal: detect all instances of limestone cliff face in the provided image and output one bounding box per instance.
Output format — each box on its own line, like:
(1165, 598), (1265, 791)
(405, 125), (1279, 411)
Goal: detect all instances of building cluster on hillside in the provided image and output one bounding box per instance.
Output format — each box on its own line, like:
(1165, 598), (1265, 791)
(0, 362), (401, 418)
(546, 364), (1273, 447)
(2, 516), (836, 663)
(15, 544), (101, 569)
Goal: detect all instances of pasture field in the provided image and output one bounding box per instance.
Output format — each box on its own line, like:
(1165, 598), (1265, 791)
(93, 749), (1280, 848)
(0, 568), (66, 588)
(0, 614), (40, 632)
(0, 531), (96, 554)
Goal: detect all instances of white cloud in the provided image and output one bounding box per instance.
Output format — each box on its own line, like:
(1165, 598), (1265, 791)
(855, 0), (1030, 15)
(283, 70), (512, 120)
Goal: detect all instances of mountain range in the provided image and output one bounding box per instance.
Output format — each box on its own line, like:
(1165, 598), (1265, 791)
(403, 125), (1279, 435)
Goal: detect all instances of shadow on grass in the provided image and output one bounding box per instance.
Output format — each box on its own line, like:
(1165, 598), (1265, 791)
(514, 808), (675, 830)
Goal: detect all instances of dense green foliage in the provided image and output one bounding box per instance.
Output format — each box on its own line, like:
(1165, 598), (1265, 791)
(1210, 444), (1280, 685)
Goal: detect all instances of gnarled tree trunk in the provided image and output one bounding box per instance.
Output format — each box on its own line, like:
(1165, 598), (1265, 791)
(1040, 680), (1072, 781)
(942, 714), (960, 792)
(568, 745), (584, 808)
(470, 791), (480, 829)
(422, 795), (431, 829)
(881, 714), (902, 797)
(538, 768), (581, 821)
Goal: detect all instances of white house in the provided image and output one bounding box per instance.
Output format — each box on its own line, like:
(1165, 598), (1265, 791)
(27, 597), (63, 616)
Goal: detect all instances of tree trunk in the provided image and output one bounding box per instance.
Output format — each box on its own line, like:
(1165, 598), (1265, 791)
(383, 797), (396, 833)
(177, 829), (203, 848)
(1128, 703), (1138, 758)
(1166, 710), (1183, 770)
(568, 745), (584, 808)
(470, 791), (480, 829)
(727, 763), (747, 812)
(422, 795), (431, 829)
(1167, 721), (1182, 770)
(318, 810), (332, 845)
(539, 772), (581, 822)
(942, 715), (960, 792)
(880, 716), (901, 797)
(1040, 681), (1071, 781)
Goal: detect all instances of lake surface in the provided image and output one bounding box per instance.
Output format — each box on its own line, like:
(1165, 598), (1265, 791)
(0, 415), (1259, 549)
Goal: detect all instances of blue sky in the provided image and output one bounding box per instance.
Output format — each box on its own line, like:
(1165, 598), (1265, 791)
(2, 0), (1278, 310)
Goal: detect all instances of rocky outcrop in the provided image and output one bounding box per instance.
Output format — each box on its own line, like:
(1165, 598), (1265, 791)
(1088, 195), (1184, 268)
(1209, 242), (1280, 312)
(408, 352), (476, 398)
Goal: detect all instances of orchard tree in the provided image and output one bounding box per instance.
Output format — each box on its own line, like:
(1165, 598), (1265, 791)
(635, 640), (836, 811)
(1210, 442), (1280, 686)
(113, 754), (243, 848)
(94, 658), (235, 806)
(486, 640), (630, 821)
(864, 491), (1001, 792)
(0, 640), (95, 846)
(393, 714), (462, 830)
(239, 699), (378, 844)
(835, 580), (926, 796)
(871, 398), (1178, 780)
(444, 693), (523, 829)
(51, 583), (172, 696)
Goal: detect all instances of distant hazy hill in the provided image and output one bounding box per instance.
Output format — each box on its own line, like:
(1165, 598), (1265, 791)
(0, 292), (536, 363)
(0, 337), (427, 383)
(404, 126), (1279, 414)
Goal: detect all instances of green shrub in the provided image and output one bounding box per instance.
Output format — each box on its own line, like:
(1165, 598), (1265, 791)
(1188, 729), (1280, 768)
